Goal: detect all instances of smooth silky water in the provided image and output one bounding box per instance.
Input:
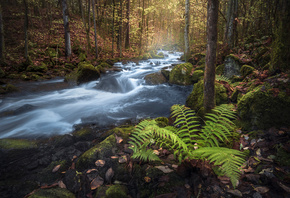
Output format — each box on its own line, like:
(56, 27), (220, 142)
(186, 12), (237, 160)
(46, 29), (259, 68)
(0, 51), (193, 138)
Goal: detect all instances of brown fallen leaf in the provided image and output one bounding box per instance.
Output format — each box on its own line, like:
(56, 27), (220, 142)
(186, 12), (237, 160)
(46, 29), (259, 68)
(115, 134), (123, 143)
(86, 169), (98, 174)
(105, 168), (114, 183)
(52, 164), (61, 173)
(95, 160), (106, 167)
(278, 182), (290, 193)
(58, 180), (66, 189)
(255, 186), (269, 194)
(90, 176), (104, 190)
(118, 155), (127, 164)
(144, 176), (151, 183)
(155, 166), (173, 173)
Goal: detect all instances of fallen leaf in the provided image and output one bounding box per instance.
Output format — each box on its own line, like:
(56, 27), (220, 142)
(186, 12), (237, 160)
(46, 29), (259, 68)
(95, 160), (105, 167)
(105, 168), (114, 183)
(86, 169), (98, 174)
(155, 166), (173, 173)
(153, 150), (160, 155)
(58, 180), (66, 189)
(144, 176), (151, 183)
(118, 155), (127, 164)
(90, 176), (104, 190)
(115, 134), (123, 143)
(52, 165), (61, 173)
(278, 182), (290, 193)
(255, 186), (269, 194)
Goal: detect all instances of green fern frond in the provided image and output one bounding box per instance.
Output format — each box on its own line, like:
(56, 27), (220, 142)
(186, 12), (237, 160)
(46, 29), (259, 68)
(192, 147), (247, 187)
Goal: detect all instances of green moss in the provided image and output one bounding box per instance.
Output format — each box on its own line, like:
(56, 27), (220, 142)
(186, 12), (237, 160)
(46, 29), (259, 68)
(169, 63), (194, 85)
(0, 139), (37, 150)
(76, 134), (117, 170)
(237, 85), (290, 130)
(188, 53), (205, 65)
(7, 74), (20, 79)
(276, 144), (290, 167)
(78, 52), (87, 62)
(26, 63), (48, 73)
(102, 125), (134, 142)
(105, 185), (128, 198)
(99, 62), (112, 68)
(5, 84), (18, 92)
(216, 64), (225, 75)
(28, 187), (75, 198)
(70, 62), (100, 84)
(46, 48), (58, 58)
(226, 54), (240, 62)
(186, 80), (228, 113)
(240, 65), (254, 77)
(155, 117), (169, 128)
(65, 63), (75, 70)
(191, 70), (204, 83)
(142, 53), (152, 60)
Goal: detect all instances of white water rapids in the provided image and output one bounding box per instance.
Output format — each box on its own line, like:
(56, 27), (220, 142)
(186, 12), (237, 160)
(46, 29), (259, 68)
(0, 51), (193, 139)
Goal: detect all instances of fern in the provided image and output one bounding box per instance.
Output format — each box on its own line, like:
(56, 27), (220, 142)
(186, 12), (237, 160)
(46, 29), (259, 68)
(128, 104), (247, 188)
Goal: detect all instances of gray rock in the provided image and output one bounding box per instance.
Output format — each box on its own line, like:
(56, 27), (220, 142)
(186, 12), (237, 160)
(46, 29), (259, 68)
(224, 55), (241, 78)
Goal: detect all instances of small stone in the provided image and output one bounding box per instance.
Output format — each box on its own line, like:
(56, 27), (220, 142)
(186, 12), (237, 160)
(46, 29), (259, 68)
(227, 189), (243, 197)
(105, 167), (114, 183)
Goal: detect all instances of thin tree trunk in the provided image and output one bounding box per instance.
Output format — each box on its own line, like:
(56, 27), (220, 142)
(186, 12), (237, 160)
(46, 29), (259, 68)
(78, 0), (85, 26)
(125, 0), (130, 49)
(92, 0), (98, 58)
(0, 5), (4, 61)
(86, 0), (91, 52)
(184, 0), (190, 62)
(119, 0), (123, 57)
(224, 0), (238, 48)
(204, 0), (219, 113)
(62, 0), (72, 57)
(112, 0), (115, 57)
(23, 0), (28, 59)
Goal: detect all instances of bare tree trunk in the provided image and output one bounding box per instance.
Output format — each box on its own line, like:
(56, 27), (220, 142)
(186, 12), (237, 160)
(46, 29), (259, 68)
(86, 0), (91, 52)
(62, 0), (72, 57)
(112, 0), (115, 57)
(78, 0), (85, 26)
(184, 0), (190, 62)
(224, 0), (238, 48)
(119, 0), (123, 57)
(92, 0), (98, 58)
(0, 5), (4, 61)
(125, 0), (130, 49)
(23, 0), (28, 59)
(204, 0), (219, 113)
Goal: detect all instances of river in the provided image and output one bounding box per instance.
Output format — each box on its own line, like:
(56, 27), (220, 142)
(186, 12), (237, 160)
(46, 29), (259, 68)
(0, 51), (193, 139)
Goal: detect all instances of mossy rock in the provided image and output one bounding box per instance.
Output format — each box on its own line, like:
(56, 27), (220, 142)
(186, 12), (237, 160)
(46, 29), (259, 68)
(26, 63), (48, 73)
(161, 67), (171, 80)
(188, 53), (205, 65)
(186, 80), (228, 113)
(144, 72), (167, 85)
(237, 85), (290, 130)
(101, 125), (134, 142)
(72, 128), (94, 141)
(7, 74), (20, 79)
(76, 134), (117, 170)
(240, 65), (254, 77)
(0, 139), (37, 150)
(105, 185), (128, 198)
(216, 64), (225, 75)
(38, 160), (68, 184)
(169, 63), (194, 85)
(0, 68), (5, 78)
(142, 53), (152, 60)
(78, 52), (87, 62)
(65, 63), (76, 70)
(190, 70), (204, 83)
(28, 187), (75, 198)
(224, 54), (241, 78)
(5, 84), (18, 93)
(231, 88), (243, 103)
(99, 62), (112, 68)
(65, 62), (100, 85)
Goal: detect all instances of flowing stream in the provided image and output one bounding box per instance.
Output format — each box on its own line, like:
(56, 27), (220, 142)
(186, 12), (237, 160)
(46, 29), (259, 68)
(0, 51), (193, 139)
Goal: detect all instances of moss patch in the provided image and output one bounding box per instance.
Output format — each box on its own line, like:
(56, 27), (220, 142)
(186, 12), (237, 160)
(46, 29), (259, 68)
(237, 85), (290, 129)
(28, 187), (75, 198)
(216, 64), (225, 75)
(191, 70), (204, 83)
(186, 80), (228, 113)
(76, 134), (117, 170)
(0, 139), (37, 150)
(169, 63), (194, 85)
(26, 63), (48, 73)
(240, 65), (254, 77)
(105, 185), (128, 198)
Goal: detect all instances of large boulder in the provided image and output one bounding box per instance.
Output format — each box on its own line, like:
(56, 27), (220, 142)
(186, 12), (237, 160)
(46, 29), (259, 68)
(237, 85), (290, 130)
(223, 54), (241, 78)
(144, 72), (167, 85)
(169, 63), (194, 85)
(65, 62), (100, 85)
(186, 80), (228, 113)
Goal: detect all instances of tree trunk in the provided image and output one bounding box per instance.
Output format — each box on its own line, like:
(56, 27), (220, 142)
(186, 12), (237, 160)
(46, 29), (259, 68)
(78, 0), (85, 26)
(204, 0), (219, 113)
(86, 0), (91, 52)
(125, 0), (130, 49)
(112, 0), (115, 57)
(271, 0), (290, 73)
(184, 0), (190, 62)
(92, 0), (98, 58)
(0, 5), (4, 61)
(23, 0), (28, 59)
(224, 0), (238, 48)
(62, 0), (71, 57)
(119, 0), (123, 57)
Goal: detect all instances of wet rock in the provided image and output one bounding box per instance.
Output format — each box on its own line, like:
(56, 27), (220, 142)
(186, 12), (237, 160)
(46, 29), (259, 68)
(169, 63), (194, 85)
(14, 104), (36, 115)
(227, 189), (243, 197)
(63, 169), (82, 193)
(144, 72), (167, 85)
